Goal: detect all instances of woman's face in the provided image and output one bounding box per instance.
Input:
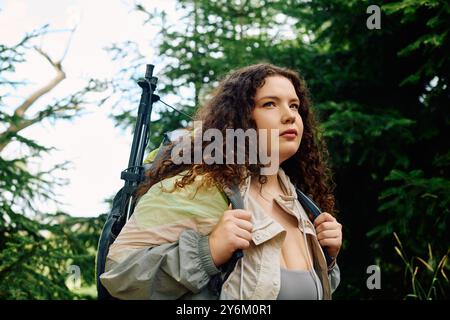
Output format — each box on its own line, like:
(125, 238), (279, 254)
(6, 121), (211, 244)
(252, 75), (303, 165)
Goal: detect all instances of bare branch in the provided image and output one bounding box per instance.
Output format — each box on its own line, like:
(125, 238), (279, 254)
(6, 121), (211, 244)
(60, 25), (78, 62)
(1, 63), (64, 153)
(13, 23), (77, 119)
(34, 46), (61, 68)
(12, 48), (65, 119)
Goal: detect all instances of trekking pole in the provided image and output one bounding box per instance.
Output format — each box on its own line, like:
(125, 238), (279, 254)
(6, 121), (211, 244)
(118, 64), (160, 226)
(96, 65), (160, 300)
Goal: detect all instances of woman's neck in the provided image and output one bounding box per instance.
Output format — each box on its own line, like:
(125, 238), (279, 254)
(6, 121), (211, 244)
(264, 174), (279, 189)
(251, 171), (283, 194)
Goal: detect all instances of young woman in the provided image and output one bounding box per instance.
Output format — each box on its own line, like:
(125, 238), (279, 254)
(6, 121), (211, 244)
(100, 63), (342, 300)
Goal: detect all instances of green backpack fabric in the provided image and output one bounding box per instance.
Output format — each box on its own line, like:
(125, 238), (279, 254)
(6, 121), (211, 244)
(95, 129), (244, 300)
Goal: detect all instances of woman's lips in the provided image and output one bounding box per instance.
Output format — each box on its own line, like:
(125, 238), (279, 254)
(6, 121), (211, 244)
(280, 133), (297, 139)
(280, 129), (298, 139)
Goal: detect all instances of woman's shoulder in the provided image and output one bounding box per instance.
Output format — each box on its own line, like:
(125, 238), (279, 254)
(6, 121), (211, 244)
(134, 170), (229, 223)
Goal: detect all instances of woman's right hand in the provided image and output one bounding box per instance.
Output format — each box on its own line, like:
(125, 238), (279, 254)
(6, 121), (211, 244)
(208, 205), (253, 267)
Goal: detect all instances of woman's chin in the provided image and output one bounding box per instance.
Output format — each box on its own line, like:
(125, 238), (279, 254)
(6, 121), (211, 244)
(279, 147), (299, 162)
(280, 141), (300, 152)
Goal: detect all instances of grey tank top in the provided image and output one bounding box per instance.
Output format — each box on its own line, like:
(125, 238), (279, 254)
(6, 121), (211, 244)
(277, 268), (323, 300)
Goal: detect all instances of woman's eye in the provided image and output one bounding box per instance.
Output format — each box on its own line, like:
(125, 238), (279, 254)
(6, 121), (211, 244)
(261, 102), (299, 110)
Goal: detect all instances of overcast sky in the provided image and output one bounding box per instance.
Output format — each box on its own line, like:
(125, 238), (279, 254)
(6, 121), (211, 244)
(0, 0), (180, 217)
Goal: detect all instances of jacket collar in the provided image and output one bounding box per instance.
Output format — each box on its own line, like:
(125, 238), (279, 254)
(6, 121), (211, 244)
(240, 167), (311, 227)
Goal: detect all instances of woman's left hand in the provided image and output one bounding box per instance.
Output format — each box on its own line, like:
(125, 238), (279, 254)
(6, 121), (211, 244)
(313, 212), (342, 261)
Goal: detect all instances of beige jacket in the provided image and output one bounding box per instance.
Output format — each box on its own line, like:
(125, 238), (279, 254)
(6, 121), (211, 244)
(100, 167), (340, 299)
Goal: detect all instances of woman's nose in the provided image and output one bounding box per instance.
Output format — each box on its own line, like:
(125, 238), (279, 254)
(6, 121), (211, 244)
(281, 104), (296, 124)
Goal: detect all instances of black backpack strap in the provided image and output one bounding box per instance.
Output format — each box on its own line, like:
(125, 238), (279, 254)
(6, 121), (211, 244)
(295, 188), (321, 219)
(295, 188), (334, 266)
(209, 184), (244, 297)
(95, 188), (126, 300)
(96, 216), (116, 300)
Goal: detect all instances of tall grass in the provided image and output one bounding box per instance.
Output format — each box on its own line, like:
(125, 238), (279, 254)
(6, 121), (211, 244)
(394, 232), (449, 299)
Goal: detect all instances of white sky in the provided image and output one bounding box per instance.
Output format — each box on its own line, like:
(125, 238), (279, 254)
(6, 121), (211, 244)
(0, 0), (179, 217)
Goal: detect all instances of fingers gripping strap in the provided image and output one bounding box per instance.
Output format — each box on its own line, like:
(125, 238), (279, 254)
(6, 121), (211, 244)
(295, 189), (334, 266)
(209, 184), (244, 296)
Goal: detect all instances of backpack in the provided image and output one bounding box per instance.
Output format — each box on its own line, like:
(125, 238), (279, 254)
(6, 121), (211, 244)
(95, 129), (246, 300)
(95, 129), (330, 300)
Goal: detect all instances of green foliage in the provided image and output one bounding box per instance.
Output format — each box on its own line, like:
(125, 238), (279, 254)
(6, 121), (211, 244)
(0, 150), (105, 299)
(0, 26), (108, 299)
(154, 0), (290, 100)
(370, 169), (450, 256)
(0, 208), (105, 299)
(317, 101), (415, 168)
(383, 0), (450, 85)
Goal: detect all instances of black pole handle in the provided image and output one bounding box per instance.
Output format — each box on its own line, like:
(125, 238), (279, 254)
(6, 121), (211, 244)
(120, 64), (159, 222)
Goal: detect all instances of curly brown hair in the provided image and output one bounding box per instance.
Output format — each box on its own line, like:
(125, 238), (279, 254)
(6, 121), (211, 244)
(136, 63), (336, 214)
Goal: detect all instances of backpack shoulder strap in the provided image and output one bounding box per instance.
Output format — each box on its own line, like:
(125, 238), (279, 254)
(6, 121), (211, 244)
(295, 188), (334, 266)
(224, 184), (244, 210)
(295, 188), (321, 219)
(209, 183), (245, 297)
